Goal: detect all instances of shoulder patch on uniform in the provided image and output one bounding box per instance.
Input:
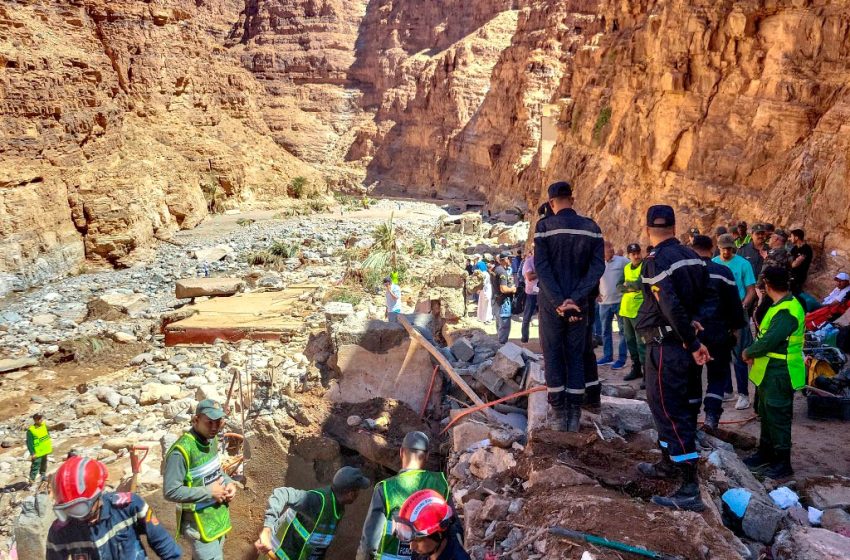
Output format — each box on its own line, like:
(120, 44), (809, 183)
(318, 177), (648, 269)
(111, 492), (133, 507)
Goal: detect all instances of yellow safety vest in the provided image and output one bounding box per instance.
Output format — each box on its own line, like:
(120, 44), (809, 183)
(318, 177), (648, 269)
(619, 262), (644, 319)
(28, 423), (52, 458)
(749, 297), (806, 390)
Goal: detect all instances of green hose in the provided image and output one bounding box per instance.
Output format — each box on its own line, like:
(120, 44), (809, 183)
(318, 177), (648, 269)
(549, 527), (684, 560)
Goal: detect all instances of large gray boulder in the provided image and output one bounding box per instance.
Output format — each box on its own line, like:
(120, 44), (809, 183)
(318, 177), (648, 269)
(15, 494), (55, 560)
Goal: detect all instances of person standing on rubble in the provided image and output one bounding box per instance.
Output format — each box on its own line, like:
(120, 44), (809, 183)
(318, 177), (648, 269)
(741, 266), (805, 479)
(163, 399), (237, 560)
(356, 431), (456, 560)
(255, 466), (371, 559)
(26, 412), (52, 487)
(619, 244), (646, 384)
(533, 181), (605, 432)
(635, 205), (710, 512)
(493, 251), (517, 343)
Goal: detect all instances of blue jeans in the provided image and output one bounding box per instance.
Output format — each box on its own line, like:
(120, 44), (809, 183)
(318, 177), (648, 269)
(521, 294), (538, 342)
(593, 302), (602, 338)
(494, 298), (513, 344)
(599, 303), (626, 362)
(728, 325), (753, 396)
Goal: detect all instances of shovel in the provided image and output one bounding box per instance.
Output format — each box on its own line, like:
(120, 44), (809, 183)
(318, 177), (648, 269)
(549, 527), (685, 560)
(129, 445), (149, 493)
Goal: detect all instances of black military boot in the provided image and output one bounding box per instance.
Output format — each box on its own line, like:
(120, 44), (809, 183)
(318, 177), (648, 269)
(623, 362), (642, 381)
(651, 463), (705, 512)
(763, 450), (794, 480)
(566, 403), (582, 432)
(701, 412), (720, 434)
(548, 405), (568, 431)
(743, 444), (774, 473)
(637, 446), (679, 479)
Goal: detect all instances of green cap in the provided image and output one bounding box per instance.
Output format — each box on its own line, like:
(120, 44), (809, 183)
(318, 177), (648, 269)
(402, 431), (430, 452)
(195, 399), (225, 421)
(332, 466), (371, 492)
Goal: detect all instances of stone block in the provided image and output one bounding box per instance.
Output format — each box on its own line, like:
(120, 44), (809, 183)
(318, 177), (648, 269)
(324, 301), (355, 323)
(88, 292), (149, 319)
(742, 496), (786, 543)
(192, 245), (234, 262)
(469, 447), (516, 479)
(474, 366), (521, 399)
(452, 421), (490, 453)
(15, 494), (54, 560)
(195, 384), (223, 403)
(821, 508), (850, 535)
(451, 338), (475, 363)
(175, 277), (244, 299)
(491, 343), (525, 379)
(527, 463), (595, 489)
(429, 265), (467, 289)
(802, 479), (850, 510)
(140, 382), (180, 405)
(481, 495), (511, 521)
(0, 357), (38, 373)
(600, 396), (654, 434)
(772, 526), (850, 559)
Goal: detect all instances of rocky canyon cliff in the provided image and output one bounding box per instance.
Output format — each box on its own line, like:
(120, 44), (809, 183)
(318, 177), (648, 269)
(2, 0), (848, 293)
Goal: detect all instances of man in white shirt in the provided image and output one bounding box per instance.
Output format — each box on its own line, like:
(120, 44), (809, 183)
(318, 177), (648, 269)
(383, 277), (402, 322)
(822, 272), (850, 306)
(597, 242), (629, 369)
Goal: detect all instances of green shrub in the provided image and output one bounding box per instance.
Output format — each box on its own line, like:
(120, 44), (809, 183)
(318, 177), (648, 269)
(326, 288), (363, 307)
(269, 241), (300, 258)
(236, 218), (255, 227)
(247, 251), (275, 265)
(288, 176), (308, 199)
(593, 106), (612, 141)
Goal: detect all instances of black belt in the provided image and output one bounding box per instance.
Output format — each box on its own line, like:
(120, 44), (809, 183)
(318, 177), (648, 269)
(638, 326), (677, 345)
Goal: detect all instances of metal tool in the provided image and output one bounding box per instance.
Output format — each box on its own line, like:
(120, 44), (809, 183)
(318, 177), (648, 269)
(129, 445), (150, 492)
(549, 527), (685, 560)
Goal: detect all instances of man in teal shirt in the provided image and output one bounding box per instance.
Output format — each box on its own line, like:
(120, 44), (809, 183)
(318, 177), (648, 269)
(713, 234), (757, 410)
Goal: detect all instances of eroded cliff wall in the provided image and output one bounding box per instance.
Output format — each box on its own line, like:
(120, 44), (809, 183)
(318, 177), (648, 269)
(2, 0), (848, 291)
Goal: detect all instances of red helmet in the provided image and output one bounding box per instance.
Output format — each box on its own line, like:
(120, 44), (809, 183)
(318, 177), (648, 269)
(394, 490), (453, 541)
(52, 456), (108, 521)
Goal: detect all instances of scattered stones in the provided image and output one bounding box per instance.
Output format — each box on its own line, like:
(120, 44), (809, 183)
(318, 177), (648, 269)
(469, 447), (516, 479)
(0, 357), (38, 373)
(139, 383), (180, 405)
(175, 278), (245, 299)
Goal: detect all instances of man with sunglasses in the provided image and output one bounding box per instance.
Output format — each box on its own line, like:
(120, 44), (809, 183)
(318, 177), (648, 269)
(164, 399), (237, 560)
(395, 490), (469, 560)
(47, 456), (181, 559)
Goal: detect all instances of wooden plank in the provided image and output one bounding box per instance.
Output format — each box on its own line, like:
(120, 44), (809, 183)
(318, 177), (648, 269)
(397, 316), (486, 408)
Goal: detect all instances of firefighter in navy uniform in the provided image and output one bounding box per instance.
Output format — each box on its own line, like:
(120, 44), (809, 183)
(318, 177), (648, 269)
(534, 181), (605, 432)
(691, 235), (746, 431)
(635, 205), (711, 512)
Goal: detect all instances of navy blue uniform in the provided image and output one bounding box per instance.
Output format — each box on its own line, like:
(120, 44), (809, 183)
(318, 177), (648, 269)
(47, 492), (182, 560)
(698, 258), (746, 419)
(534, 208), (605, 407)
(636, 238), (708, 464)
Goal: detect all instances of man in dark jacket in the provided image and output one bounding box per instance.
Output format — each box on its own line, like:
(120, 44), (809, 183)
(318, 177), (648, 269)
(691, 235), (746, 430)
(635, 205), (711, 512)
(534, 181), (605, 432)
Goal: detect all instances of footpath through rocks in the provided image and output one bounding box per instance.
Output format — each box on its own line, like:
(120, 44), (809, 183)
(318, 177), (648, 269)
(1, 199), (849, 559)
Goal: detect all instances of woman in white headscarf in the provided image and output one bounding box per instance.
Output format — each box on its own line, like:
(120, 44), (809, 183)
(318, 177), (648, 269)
(476, 263), (494, 323)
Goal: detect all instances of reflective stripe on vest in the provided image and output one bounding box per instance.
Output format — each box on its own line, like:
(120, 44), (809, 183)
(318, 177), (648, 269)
(377, 471), (449, 560)
(168, 432), (232, 543)
(749, 297), (806, 390)
(271, 488), (339, 560)
(28, 423), (52, 458)
(619, 262), (644, 318)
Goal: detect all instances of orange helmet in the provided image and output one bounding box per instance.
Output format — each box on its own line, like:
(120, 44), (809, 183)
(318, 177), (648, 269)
(394, 489), (453, 541)
(52, 456), (108, 521)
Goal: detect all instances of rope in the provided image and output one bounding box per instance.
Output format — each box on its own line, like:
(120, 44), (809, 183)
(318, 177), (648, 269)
(421, 366), (439, 418)
(441, 386), (547, 434)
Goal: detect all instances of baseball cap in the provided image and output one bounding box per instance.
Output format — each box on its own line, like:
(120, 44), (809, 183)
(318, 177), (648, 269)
(646, 205), (675, 228)
(626, 243), (641, 254)
(195, 399), (225, 421)
(547, 181), (573, 199)
(751, 223), (767, 233)
(332, 466), (371, 492)
(402, 431), (430, 452)
(717, 234), (736, 249)
(715, 226), (728, 235)
(835, 272), (850, 282)
(691, 235), (713, 251)
(498, 251), (512, 259)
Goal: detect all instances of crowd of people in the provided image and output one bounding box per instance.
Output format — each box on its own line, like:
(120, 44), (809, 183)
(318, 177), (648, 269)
(39, 400), (469, 560)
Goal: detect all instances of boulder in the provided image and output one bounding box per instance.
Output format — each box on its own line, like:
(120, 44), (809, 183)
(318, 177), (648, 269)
(742, 496), (786, 543)
(491, 343), (525, 379)
(175, 278), (244, 299)
(93, 387), (122, 409)
(329, 313), (407, 353)
(0, 357), (38, 374)
(469, 447), (516, 479)
(802, 478), (850, 510)
(14, 494), (55, 560)
(192, 245), (234, 262)
(450, 338), (475, 363)
(496, 222), (530, 245)
(452, 421), (490, 453)
(600, 396), (654, 433)
(481, 495), (511, 521)
(429, 265), (467, 289)
(195, 384), (223, 402)
(139, 383), (180, 405)
(772, 526), (850, 559)
(88, 292), (149, 319)
(111, 331), (136, 343)
(324, 301), (355, 323)
(601, 383), (638, 399)
(821, 508), (850, 536)
(708, 449), (769, 498)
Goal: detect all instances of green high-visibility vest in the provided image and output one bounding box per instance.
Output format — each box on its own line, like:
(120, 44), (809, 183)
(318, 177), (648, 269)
(618, 262), (644, 319)
(28, 423), (52, 458)
(749, 297), (806, 390)
(377, 470), (449, 560)
(168, 432), (232, 542)
(267, 487), (340, 560)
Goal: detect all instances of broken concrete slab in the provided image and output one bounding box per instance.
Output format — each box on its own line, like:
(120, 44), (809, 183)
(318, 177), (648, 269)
(527, 464), (595, 489)
(14, 494), (55, 560)
(330, 314), (408, 353)
(741, 496), (786, 543)
(88, 292), (149, 319)
(491, 343), (525, 379)
(452, 421), (490, 453)
(707, 449), (770, 498)
(175, 277), (244, 299)
(451, 338), (475, 363)
(324, 301), (355, 323)
(600, 396), (654, 434)
(469, 447), (516, 479)
(191, 244), (234, 262)
(801, 477), (850, 510)
(0, 357), (38, 374)
(772, 526), (850, 559)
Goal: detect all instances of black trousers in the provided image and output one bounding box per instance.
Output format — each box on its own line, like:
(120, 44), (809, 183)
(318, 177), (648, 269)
(703, 339), (732, 418)
(645, 341), (701, 464)
(540, 303), (589, 407)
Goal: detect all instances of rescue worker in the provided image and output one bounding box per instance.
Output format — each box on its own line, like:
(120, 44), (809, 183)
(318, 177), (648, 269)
(356, 431), (455, 560)
(26, 412), (52, 485)
(691, 235), (746, 431)
(46, 456), (182, 560)
(394, 490), (470, 560)
(619, 244), (645, 383)
(492, 251), (517, 344)
(164, 399), (237, 560)
(534, 181), (605, 432)
(741, 266), (805, 479)
(255, 466), (371, 559)
(635, 205), (711, 512)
